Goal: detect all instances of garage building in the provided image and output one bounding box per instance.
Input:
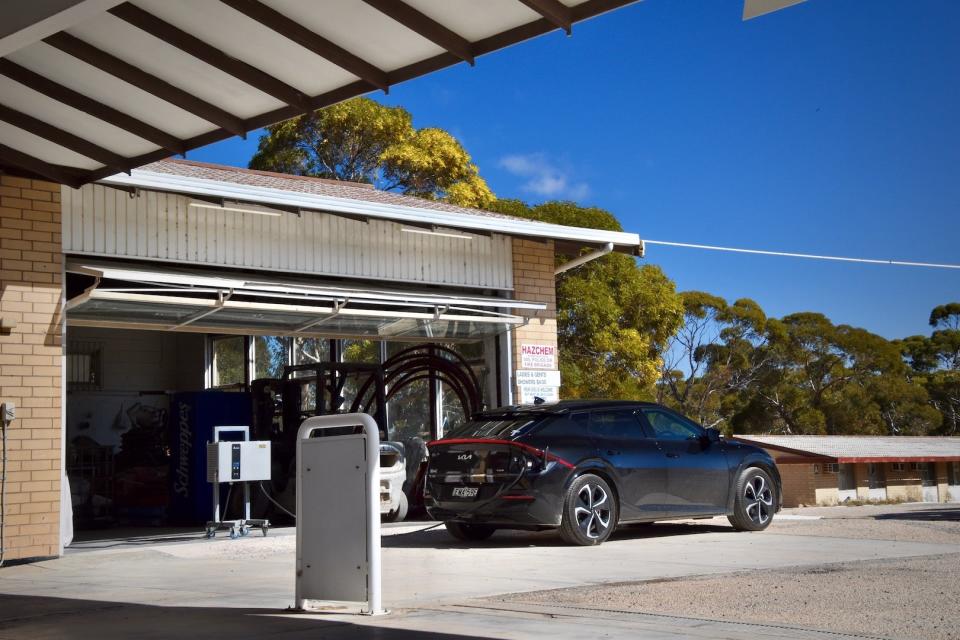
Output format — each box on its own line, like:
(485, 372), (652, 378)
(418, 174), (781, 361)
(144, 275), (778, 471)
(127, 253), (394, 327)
(734, 435), (960, 507)
(0, 159), (642, 562)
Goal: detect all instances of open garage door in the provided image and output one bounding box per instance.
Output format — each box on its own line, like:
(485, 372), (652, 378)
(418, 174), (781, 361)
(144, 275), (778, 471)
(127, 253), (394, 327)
(65, 259), (542, 340)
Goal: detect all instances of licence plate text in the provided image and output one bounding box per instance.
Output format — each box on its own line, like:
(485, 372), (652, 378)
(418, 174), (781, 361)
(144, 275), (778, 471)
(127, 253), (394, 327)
(452, 486), (479, 498)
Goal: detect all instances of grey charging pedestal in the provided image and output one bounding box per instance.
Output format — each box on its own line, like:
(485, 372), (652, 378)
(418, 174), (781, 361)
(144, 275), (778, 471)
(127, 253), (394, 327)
(295, 413), (384, 615)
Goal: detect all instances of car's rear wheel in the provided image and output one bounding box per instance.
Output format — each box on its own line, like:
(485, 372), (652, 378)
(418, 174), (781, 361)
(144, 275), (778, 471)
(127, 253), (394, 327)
(728, 467), (776, 531)
(559, 474), (618, 546)
(445, 521), (496, 541)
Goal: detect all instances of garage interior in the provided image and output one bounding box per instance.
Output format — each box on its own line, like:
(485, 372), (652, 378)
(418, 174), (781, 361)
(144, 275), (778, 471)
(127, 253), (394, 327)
(63, 260), (522, 533)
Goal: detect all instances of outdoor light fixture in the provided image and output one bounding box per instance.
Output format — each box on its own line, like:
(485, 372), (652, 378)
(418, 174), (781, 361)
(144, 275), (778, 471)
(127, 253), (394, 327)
(401, 227), (473, 240)
(189, 201), (283, 217)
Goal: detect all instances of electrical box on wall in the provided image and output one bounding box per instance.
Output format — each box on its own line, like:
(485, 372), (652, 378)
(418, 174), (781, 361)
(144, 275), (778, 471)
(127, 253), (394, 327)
(206, 441), (271, 483)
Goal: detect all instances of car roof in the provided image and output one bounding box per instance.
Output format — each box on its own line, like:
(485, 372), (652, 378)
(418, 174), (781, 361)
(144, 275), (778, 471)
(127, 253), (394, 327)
(476, 399), (661, 417)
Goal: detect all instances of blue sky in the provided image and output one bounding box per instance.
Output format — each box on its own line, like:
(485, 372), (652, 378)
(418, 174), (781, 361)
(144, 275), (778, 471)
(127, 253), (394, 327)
(191, 0), (960, 341)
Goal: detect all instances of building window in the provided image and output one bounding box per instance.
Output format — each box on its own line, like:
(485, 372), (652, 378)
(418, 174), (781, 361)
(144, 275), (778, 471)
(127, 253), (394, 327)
(891, 463), (906, 472)
(67, 340), (103, 391)
(212, 335), (246, 389)
(825, 463), (839, 473)
(813, 464), (822, 474)
(253, 336), (290, 380)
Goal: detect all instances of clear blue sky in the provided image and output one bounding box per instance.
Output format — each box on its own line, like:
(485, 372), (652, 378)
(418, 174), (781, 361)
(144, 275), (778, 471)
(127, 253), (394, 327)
(190, 0), (960, 341)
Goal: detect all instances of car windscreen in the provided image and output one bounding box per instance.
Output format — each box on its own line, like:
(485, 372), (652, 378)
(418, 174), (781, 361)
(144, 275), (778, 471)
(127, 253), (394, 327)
(443, 415), (546, 440)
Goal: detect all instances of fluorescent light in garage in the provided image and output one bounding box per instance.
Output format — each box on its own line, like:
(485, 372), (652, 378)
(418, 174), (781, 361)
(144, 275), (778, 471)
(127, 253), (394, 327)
(401, 227), (473, 240)
(188, 201), (283, 217)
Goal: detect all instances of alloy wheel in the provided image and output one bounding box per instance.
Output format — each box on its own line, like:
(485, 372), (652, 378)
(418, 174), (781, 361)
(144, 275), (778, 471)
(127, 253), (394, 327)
(574, 482), (611, 539)
(743, 474), (773, 525)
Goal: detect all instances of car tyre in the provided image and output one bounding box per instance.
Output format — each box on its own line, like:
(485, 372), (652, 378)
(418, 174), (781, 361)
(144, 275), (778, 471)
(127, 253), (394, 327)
(445, 521), (496, 541)
(559, 474), (618, 546)
(383, 492), (408, 523)
(728, 467), (776, 531)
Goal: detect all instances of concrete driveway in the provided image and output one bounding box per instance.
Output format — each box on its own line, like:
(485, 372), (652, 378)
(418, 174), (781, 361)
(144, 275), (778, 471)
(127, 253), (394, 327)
(1, 504), (959, 639)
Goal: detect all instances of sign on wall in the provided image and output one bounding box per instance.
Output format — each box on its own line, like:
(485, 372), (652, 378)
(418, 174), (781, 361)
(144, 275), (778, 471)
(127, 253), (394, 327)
(516, 369), (561, 405)
(520, 344), (556, 369)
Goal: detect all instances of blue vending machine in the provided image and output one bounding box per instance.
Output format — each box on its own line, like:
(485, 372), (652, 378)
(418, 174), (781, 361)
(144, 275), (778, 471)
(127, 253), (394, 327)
(168, 391), (252, 525)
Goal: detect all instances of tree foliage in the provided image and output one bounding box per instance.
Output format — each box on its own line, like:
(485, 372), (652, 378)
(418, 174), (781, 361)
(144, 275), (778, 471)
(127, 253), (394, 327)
(249, 97), (494, 208)
(488, 199), (684, 399)
(658, 298), (953, 437)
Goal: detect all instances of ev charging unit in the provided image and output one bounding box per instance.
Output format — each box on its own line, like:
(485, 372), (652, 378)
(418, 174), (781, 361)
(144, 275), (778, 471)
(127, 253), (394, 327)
(295, 413), (384, 615)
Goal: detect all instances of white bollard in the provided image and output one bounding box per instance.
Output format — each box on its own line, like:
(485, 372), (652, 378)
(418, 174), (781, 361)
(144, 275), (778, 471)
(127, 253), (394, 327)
(295, 413), (384, 615)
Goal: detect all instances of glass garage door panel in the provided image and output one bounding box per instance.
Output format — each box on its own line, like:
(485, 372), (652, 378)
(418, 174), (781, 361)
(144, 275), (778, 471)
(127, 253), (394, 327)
(67, 298), (208, 325)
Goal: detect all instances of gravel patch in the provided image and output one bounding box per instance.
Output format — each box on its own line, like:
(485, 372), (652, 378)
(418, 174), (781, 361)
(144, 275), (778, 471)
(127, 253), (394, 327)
(488, 553), (960, 640)
(768, 516), (960, 545)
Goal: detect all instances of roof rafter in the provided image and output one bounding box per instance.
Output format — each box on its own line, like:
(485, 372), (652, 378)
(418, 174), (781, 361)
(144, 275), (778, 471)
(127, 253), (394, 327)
(44, 31), (247, 137)
(218, 0), (390, 93)
(0, 143), (84, 189)
(360, 0), (475, 65)
(517, 0), (572, 34)
(108, 3), (312, 113)
(0, 58), (186, 155)
(0, 103), (129, 172)
(72, 0), (639, 187)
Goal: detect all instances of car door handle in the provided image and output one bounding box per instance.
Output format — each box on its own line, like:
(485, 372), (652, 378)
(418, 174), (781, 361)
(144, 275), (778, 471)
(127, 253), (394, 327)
(665, 452), (680, 459)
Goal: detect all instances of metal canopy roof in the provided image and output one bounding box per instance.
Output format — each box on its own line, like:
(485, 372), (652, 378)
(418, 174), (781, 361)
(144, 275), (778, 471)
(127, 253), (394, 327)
(734, 435), (960, 463)
(0, 0), (639, 188)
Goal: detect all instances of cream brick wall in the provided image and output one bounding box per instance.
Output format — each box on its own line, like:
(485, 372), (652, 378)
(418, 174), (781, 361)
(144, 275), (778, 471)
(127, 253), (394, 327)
(510, 239), (558, 400)
(0, 176), (63, 562)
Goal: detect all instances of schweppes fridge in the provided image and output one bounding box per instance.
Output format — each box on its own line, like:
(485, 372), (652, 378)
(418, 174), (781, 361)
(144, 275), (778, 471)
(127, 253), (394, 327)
(168, 391), (251, 524)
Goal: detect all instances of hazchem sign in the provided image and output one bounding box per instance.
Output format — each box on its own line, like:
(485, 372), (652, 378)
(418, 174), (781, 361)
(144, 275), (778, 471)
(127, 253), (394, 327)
(520, 344), (556, 369)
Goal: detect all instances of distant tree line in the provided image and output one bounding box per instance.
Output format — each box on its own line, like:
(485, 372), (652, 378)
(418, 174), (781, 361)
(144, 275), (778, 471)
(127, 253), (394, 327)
(655, 296), (959, 437)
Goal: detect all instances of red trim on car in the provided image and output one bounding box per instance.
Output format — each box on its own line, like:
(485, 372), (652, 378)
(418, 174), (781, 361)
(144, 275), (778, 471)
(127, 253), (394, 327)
(500, 494), (536, 502)
(427, 438), (575, 469)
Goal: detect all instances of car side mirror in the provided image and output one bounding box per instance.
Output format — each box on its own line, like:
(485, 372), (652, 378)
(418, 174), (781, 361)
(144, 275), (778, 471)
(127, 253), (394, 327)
(704, 427), (722, 444)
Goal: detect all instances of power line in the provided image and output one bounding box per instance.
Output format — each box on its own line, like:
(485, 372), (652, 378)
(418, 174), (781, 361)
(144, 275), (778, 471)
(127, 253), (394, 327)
(643, 240), (960, 270)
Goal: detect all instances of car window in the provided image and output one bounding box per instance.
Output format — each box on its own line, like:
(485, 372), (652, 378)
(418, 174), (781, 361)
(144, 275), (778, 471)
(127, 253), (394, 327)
(444, 417), (544, 440)
(641, 409), (703, 441)
(589, 409), (646, 439)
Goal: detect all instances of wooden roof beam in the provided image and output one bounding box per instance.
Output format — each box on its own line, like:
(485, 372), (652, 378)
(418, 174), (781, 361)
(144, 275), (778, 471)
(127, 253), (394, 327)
(108, 3), (312, 113)
(219, 0), (390, 93)
(360, 0), (475, 65)
(44, 31), (247, 137)
(0, 58), (186, 155)
(517, 0), (573, 34)
(0, 143), (85, 189)
(0, 103), (130, 173)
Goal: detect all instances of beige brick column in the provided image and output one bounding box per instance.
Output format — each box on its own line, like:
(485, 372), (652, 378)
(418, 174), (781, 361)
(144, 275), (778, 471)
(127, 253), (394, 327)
(0, 176), (63, 562)
(510, 238), (558, 402)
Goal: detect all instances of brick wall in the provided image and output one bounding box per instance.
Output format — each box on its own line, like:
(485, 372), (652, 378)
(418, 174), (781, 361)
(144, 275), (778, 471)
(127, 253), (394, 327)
(0, 176), (63, 562)
(510, 239), (557, 401)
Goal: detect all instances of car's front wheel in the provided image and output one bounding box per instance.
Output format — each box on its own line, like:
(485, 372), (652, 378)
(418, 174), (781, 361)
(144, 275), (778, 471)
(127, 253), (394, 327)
(445, 521), (496, 541)
(559, 474), (618, 546)
(728, 467), (776, 531)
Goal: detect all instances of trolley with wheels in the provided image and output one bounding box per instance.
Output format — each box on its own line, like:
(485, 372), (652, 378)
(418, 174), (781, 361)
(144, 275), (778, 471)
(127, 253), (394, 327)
(205, 426), (271, 539)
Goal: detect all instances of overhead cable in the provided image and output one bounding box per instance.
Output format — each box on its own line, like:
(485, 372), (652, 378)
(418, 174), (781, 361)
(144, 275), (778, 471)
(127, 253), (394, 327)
(643, 240), (960, 270)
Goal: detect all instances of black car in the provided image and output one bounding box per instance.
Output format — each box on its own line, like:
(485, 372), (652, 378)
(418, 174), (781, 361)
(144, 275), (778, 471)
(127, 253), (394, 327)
(424, 400), (781, 545)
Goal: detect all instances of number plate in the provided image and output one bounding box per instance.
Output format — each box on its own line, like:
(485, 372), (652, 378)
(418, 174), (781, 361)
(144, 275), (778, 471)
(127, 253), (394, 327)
(451, 486), (479, 498)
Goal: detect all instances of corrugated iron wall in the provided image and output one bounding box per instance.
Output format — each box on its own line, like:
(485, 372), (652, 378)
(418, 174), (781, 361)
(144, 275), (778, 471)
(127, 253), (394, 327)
(62, 184), (513, 290)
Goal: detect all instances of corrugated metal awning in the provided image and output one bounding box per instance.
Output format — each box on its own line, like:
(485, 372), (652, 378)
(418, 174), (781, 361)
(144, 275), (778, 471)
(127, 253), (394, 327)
(0, 0), (639, 187)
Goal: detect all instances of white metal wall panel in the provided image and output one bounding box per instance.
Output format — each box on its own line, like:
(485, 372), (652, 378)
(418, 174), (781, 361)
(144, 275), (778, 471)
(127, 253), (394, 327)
(62, 185), (513, 290)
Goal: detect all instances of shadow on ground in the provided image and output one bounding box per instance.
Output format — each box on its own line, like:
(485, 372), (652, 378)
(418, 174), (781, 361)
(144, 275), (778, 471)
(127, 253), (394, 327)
(0, 595), (492, 640)
(382, 521), (733, 549)
(874, 507), (960, 522)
